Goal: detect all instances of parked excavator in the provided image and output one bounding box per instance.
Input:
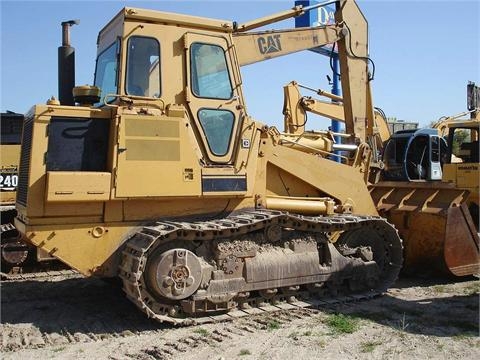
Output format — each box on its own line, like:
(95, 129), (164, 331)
(14, 0), (404, 324)
(282, 79), (479, 277)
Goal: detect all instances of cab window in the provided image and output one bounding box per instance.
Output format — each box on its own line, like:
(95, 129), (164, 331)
(198, 109), (234, 156)
(126, 36), (161, 97)
(190, 43), (232, 99)
(46, 117), (109, 172)
(0, 113), (23, 144)
(449, 128), (479, 163)
(94, 41), (119, 104)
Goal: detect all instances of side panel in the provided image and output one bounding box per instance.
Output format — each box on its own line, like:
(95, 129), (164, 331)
(16, 219), (139, 277)
(115, 114), (202, 197)
(17, 107), (113, 218)
(0, 145), (20, 204)
(456, 164), (479, 191)
(46, 172), (111, 202)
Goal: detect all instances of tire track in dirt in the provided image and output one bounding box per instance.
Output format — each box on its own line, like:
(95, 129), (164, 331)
(3, 275), (477, 358)
(1, 276), (166, 352)
(0, 272), (359, 354)
(1, 276), (322, 354)
(131, 308), (320, 360)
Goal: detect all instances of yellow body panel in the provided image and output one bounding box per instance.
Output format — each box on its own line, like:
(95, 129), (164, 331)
(46, 172), (111, 202)
(0, 191), (16, 205)
(1, 144), (21, 168)
(443, 162), (479, 206)
(16, 219), (140, 276)
(442, 118), (479, 208)
(115, 114), (202, 197)
(1, 145), (21, 205)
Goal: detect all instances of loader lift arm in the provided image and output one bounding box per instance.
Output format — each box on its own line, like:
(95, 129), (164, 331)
(281, 80), (389, 183)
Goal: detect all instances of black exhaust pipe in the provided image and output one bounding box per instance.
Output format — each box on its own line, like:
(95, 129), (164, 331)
(58, 19), (79, 106)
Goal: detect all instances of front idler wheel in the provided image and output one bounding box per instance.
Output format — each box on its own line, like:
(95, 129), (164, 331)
(336, 222), (403, 292)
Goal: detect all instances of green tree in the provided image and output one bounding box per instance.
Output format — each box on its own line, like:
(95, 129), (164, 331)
(451, 129), (470, 155)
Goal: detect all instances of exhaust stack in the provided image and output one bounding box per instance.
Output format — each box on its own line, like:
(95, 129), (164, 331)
(58, 19), (79, 105)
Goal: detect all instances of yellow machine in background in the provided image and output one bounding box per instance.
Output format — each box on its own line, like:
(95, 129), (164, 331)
(1, 111), (62, 276)
(282, 80), (479, 277)
(281, 80), (389, 184)
(1, 111), (26, 270)
(371, 82), (479, 276)
(0, 112), (22, 208)
(443, 117), (479, 218)
(15, 0), (404, 324)
(440, 82), (479, 217)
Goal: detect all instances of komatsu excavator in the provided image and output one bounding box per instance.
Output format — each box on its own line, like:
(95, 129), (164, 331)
(15, 0), (404, 324)
(282, 80), (479, 277)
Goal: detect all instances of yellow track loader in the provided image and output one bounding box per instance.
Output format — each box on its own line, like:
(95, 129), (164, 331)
(14, 0), (404, 324)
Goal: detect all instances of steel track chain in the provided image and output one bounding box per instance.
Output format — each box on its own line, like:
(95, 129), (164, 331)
(119, 210), (403, 325)
(0, 269), (80, 282)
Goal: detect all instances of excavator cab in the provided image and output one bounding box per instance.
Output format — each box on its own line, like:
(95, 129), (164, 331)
(382, 128), (447, 182)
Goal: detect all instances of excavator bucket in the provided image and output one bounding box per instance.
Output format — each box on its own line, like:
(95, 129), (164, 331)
(370, 181), (479, 277)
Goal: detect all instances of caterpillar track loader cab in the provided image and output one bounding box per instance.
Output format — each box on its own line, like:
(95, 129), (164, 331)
(282, 80), (479, 277)
(15, 0), (403, 324)
(381, 128), (446, 182)
(382, 82), (479, 186)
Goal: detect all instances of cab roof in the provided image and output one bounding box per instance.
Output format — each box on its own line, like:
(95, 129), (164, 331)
(98, 7), (234, 39)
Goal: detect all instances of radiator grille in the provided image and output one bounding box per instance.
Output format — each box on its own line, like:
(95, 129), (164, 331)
(16, 114), (33, 206)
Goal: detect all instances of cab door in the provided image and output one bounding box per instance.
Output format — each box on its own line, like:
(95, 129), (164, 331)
(428, 135), (443, 180)
(184, 33), (244, 165)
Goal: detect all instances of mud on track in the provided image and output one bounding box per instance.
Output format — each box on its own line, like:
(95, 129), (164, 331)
(1, 275), (479, 359)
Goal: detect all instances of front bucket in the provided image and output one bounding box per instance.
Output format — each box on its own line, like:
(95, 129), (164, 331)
(444, 204), (479, 276)
(370, 182), (480, 276)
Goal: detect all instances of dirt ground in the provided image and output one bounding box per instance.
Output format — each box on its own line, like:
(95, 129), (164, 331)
(1, 274), (479, 360)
